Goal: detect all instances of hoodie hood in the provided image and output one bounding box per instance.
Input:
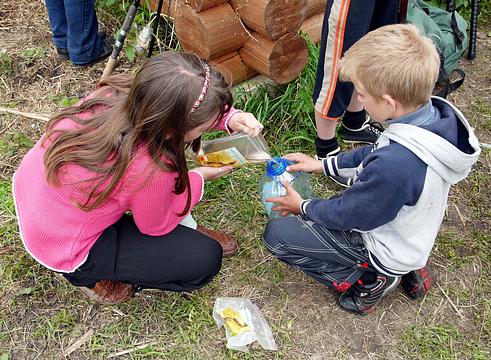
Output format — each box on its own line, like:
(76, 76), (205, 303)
(382, 97), (481, 184)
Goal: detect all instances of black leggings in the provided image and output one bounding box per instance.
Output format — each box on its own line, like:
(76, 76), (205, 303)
(63, 214), (222, 292)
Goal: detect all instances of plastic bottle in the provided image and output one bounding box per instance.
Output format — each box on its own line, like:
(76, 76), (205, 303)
(135, 25), (153, 52)
(259, 157), (314, 219)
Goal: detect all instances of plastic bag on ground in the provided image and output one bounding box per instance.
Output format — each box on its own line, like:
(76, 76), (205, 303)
(213, 297), (278, 352)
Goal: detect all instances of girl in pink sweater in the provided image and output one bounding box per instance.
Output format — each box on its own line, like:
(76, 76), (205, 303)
(13, 52), (263, 304)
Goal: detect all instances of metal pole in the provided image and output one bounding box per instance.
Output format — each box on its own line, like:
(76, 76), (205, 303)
(147, 0), (164, 57)
(467, 0), (478, 60)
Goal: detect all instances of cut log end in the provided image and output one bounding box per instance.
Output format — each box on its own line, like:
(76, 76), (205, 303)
(175, 4), (248, 60)
(270, 34), (308, 84)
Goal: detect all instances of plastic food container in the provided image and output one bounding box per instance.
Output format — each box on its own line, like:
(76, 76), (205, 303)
(199, 133), (271, 166)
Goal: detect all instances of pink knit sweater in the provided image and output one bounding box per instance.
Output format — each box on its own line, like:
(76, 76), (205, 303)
(13, 106), (239, 272)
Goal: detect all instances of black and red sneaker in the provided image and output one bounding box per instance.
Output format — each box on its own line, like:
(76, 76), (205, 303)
(401, 266), (435, 300)
(338, 274), (400, 315)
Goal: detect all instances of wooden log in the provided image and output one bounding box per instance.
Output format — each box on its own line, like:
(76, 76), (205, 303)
(147, 0), (181, 17)
(239, 32), (308, 84)
(147, 0), (227, 15)
(211, 51), (258, 85)
(305, 0), (327, 18)
(175, 3), (249, 60)
(187, 0), (228, 12)
(230, 0), (307, 40)
(299, 13), (324, 44)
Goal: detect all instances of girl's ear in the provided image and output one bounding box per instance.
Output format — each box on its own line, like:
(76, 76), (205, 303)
(382, 94), (398, 113)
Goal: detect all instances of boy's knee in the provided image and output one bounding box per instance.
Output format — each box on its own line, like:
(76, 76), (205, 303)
(263, 218), (286, 250)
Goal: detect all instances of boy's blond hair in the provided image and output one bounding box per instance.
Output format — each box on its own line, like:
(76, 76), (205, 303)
(339, 24), (440, 107)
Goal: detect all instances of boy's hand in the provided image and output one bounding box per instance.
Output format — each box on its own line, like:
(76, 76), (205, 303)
(228, 112), (264, 136)
(283, 153), (324, 174)
(266, 181), (304, 216)
(194, 166), (233, 181)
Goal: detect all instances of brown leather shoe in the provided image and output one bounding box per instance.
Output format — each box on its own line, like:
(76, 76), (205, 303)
(78, 280), (136, 305)
(196, 225), (238, 257)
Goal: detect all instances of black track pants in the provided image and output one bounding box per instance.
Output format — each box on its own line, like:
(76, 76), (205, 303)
(63, 214), (223, 292)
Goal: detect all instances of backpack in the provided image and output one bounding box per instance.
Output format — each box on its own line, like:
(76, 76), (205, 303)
(406, 0), (468, 97)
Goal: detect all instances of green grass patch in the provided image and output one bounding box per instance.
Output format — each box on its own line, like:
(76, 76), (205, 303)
(20, 48), (46, 66)
(435, 229), (491, 266)
(0, 50), (13, 77)
(0, 133), (34, 158)
(471, 98), (491, 130)
(399, 323), (490, 359)
(48, 93), (79, 107)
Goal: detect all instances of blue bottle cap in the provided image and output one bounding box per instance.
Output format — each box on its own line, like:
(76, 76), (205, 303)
(266, 157), (290, 176)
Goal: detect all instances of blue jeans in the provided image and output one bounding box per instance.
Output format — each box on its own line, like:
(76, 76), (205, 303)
(45, 0), (103, 64)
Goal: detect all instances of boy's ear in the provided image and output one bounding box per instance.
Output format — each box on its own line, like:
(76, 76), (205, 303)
(382, 94), (398, 112)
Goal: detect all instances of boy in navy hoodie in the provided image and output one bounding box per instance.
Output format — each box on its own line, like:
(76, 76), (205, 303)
(263, 24), (481, 315)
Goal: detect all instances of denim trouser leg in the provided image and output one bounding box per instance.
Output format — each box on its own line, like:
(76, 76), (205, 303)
(45, 0), (68, 49)
(45, 0), (102, 64)
(263, 216), (375, 291)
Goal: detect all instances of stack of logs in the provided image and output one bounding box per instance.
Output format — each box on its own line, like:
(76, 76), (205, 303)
(148, 0), (327, 85)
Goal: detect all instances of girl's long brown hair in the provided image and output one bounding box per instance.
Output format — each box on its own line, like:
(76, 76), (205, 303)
(43, 52), (232, 214)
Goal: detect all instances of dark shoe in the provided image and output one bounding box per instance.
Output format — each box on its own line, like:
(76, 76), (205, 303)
(338, 274), (400, 315)
(338, 119), (384, 144)
(56, 47), (69, 60)
(75, 37), (114, 67)
(196, 225), (238, 257)
(55, 32), (111, 61)
(401, 266), (435, 300)
(78, 280), (136, 305)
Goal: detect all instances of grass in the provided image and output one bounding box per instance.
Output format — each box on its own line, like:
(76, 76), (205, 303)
(399, 323), (490, 359)
(0, 50), (12, 78)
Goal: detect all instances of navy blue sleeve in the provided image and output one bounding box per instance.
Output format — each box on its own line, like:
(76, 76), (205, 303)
(324, 144), (374, 178)
(304, 144), (426, 231)
(336, 144), (374, 170)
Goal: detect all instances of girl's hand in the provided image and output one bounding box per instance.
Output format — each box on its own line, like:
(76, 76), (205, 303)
(228, 112), (264, 136)
(194, 166), (233, 181)
(266, 181), (304, 216)
(283, 153), (324, 174)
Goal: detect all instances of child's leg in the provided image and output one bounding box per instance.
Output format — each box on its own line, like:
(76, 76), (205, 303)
(64, 214), (222, 292)
(263, 216), (372, 291)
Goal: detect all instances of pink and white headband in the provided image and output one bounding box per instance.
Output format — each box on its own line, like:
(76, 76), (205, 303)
(191, 63), (211, 113)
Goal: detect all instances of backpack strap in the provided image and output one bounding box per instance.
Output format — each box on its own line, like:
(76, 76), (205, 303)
(450, 10), (465, 49)
(435, 69), (465, 98)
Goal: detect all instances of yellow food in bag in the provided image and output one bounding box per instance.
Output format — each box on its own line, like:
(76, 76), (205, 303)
(218, 307), (251, 336)
(196, 147), (247, 168)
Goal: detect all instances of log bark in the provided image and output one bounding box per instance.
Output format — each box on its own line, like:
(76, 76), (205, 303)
(230, 0), (307, 40)
(299, 13), (324, 44)
(188, 0), (228, 12)
(305, 0), (327, 18)
(147, 0), (181, 17)
(211, 51), (258, 85)
(175, 3), (248, 60)
(147, 0), (227, 15)
(239, 32), (308, 84)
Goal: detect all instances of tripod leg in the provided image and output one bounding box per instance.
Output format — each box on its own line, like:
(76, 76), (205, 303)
(147, 0), (164, 57)
(101, 0), (140, 80)
(467, 0), (478, 60)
